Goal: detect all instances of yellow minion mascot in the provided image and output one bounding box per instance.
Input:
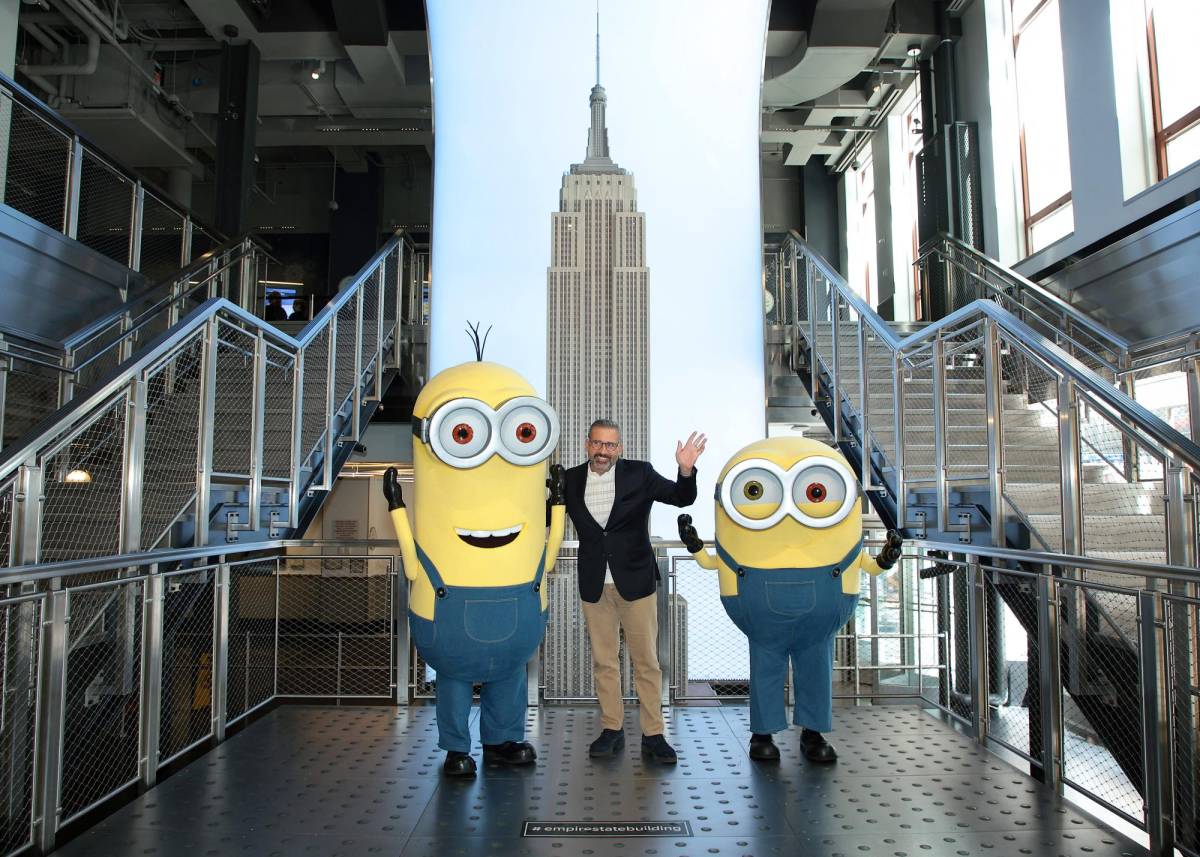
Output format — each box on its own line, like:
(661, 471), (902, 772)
(677, 437), (901, 763)
(383, 325), (566, 777)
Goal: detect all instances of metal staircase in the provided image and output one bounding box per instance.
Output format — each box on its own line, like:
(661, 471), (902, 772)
(0, 229), (425, 569)
(771, 230), (1200, 820)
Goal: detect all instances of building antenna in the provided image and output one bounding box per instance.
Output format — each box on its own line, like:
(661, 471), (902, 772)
(595, 0), (600, 86)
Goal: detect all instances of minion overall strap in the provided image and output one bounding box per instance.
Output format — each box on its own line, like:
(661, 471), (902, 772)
(412, 542), (548, 596)
(714, 538), (864, 578)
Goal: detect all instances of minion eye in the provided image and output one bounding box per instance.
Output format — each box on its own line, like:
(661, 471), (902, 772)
(499, 402), (553, 460)
(793, 463), (852, 521)
(436, 406), (490, 459)
(729, 467), (783, 517)
(743, 481), (764, 500)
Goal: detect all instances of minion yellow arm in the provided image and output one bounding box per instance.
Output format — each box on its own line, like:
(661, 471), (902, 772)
(546, 504), (566, 572)
(691, 547), (719, 570)
(859, 550), (887, 576)
(388, 507), (420, 582)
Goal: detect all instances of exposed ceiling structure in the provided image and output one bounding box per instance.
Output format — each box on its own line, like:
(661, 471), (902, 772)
(11, 0), (947, 197)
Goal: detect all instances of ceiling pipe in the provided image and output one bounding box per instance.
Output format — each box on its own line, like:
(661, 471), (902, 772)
(17, 1), (100, 77)
(19, 21), (60, 54)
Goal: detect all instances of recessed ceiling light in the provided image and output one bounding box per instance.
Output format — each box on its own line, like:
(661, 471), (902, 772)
(906, 43), (922, 58)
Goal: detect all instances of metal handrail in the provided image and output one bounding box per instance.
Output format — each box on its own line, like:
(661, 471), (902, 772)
(790, 229), (1200, 474)
(0, 228), (422, 566)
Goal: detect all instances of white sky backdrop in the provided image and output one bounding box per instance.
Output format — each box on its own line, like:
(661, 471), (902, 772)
(427, 0), (770, 539)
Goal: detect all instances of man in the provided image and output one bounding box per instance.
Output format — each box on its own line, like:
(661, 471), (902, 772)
(564, 419), (706, 763)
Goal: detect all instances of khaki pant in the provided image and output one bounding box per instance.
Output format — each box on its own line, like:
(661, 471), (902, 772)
(580, 584), (665, 735)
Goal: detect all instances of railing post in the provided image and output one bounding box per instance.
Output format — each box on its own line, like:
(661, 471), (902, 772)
(807, 257), (819, 401)
(831, 293), (842, 442)
(194, 319), (220, 546)
(1057, 378), (1083, 557)
(288, 350), (304, 528)
(349, 287), (364, 442)
(129, 181), (145, 272)
(58, 349), (74, 409)
(121, 378), (147, 554)
(14, 463), (43, 566)
(180, 216), (193, 266)
(374, 260), (386, 401)
(0, 335), (7, 451)
(892, 350), (907, 526)
(983, 319), (1005, 546)
(247, 330), (266, 533)
(857, 314), (874, 492)
(1164, 460), (1193, 569)
(62, 137), (83, 240)
(322, 320), (337, 490)
(393, 559), (408, 706)
(965, 556), (989, 741)
(34, 586), (67, 853)
(933, 335), (949, 533)
(1137, 590), (1172, 857)
(139, 566), (163, 788)
(238, 240), (255, 312)
(390, 242), (405, 370)
(213, 558), (230, 742)
(1036, 572), (1063, 790)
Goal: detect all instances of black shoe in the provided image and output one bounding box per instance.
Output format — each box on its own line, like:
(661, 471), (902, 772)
(800, 729), (837, 763)
(443, 751), (477, 777)
(589, 728), (626, 757)
(641, 734), (677, 764)
(482, 741), (537, 766)
(748, 733), (780, 761)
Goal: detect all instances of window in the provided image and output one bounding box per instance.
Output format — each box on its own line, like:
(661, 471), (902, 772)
(1145, 0), (1200, 177)
(1011, 0), (1073, 253)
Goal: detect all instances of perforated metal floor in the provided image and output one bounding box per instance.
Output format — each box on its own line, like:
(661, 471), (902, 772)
(51, 704), (1148, 857)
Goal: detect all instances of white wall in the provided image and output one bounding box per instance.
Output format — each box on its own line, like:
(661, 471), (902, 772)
(426, 0), (770, 537)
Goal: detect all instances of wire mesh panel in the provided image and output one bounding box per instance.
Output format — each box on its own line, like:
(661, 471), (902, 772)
(211, 322), (256, 477)
(141, 334), (204, 550)
(360, 269), (380, 366)
(0, 479), (13, 568)
(1168, 594), (1200, 856)
(70, 319), (127, 399)
(334, 301), (358, 412)
(76, 151), (133, 265)
(137, 193), (185, 284)
(158, 567), (215, 764)
(1, 363), (60, 449)
(277, 557), (392, 697)
(300, 327), (330, 469)
(942, 322), (990, 485)
(914, 552), (970, 726)
(0, 595), (42, 856)
(1057, 580), (1144, 823)
(983, 567), (1041, 761)
(60, 579), (144, 826)
(227, 559), (277, 723)
(0, 91), (69, 231)
(670, 557), (744, 699)
(38, 395), (127, 563)
(261, 347), (295, 480)
(383, 247), (400, 331)
(542, 556), (636, 701)
(900, 350), (937, 483)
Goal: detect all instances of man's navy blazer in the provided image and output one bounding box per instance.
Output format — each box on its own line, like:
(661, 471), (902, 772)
(564, 458), (697, 604)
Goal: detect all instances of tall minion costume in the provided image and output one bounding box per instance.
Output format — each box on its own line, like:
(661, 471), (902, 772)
(383, 350), (566, 777)
(677, 437), (901, 763)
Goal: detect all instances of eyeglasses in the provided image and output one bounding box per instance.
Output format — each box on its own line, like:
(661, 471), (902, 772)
(588, 439), (620, 452)
(714, 455), (859, 530)
(412, 396), (560, 469)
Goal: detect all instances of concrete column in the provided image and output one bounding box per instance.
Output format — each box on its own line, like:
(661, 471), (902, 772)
(871, 125), (896, 319)
(167, 167), (193, 209)
(0, 0), (19, 206)
(215, 41), (260, 237)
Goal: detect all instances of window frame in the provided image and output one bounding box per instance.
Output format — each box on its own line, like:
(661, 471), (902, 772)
(1145, 2), (1200, 178)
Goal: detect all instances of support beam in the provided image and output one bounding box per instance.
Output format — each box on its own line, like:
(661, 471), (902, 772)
(215, 42), (260, 237)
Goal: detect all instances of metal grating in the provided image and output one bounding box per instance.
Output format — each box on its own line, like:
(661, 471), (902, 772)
(60, 580), (144, 826)
(261, 347), (295, 480)
(0, 595), (42, 856)
(299, 327), (329, 469)
(76, 152), (133, 265)
(211, 323), (255, 476)
(141, 334), (204, 550)
(158, 568), (216, 764)
(334, 301), (358, 413)
(0, 91), (69, 231)
(2, 364), (59, 449)
(138, 193), (185, 284)
(671, 556), (748, 700)
(276, 557), (392, 697)
(226, 559), (277, 723)
(39, 396), (127, 563)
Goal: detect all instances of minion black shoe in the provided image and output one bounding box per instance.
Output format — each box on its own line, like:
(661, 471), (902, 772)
(749, 733), (780, 761)
(641, 734), (677, 764)
(800, 729), (838, 763)
(443, 751), (477, 777)
(588, 728), (625, 757)
(483, 741), (538, 766)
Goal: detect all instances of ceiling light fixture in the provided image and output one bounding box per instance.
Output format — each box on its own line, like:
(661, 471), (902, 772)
(311, 60), (326, 81)
(65, 469), (92, 484)
(906, 43), (922, 58)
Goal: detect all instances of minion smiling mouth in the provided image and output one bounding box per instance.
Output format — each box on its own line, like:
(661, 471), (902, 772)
(454, 524), (524, 549)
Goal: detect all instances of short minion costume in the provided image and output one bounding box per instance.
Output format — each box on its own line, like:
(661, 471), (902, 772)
(679, 437), (900, 759)
(384, 359), (565, 775)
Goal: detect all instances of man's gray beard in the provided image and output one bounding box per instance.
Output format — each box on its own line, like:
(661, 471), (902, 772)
(589, 454), (616, 474)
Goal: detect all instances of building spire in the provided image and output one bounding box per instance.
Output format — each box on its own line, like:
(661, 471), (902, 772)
(585, 1), (611, 163)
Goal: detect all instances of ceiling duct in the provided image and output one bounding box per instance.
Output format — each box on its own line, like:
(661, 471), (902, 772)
(763, 0), (895, 108)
